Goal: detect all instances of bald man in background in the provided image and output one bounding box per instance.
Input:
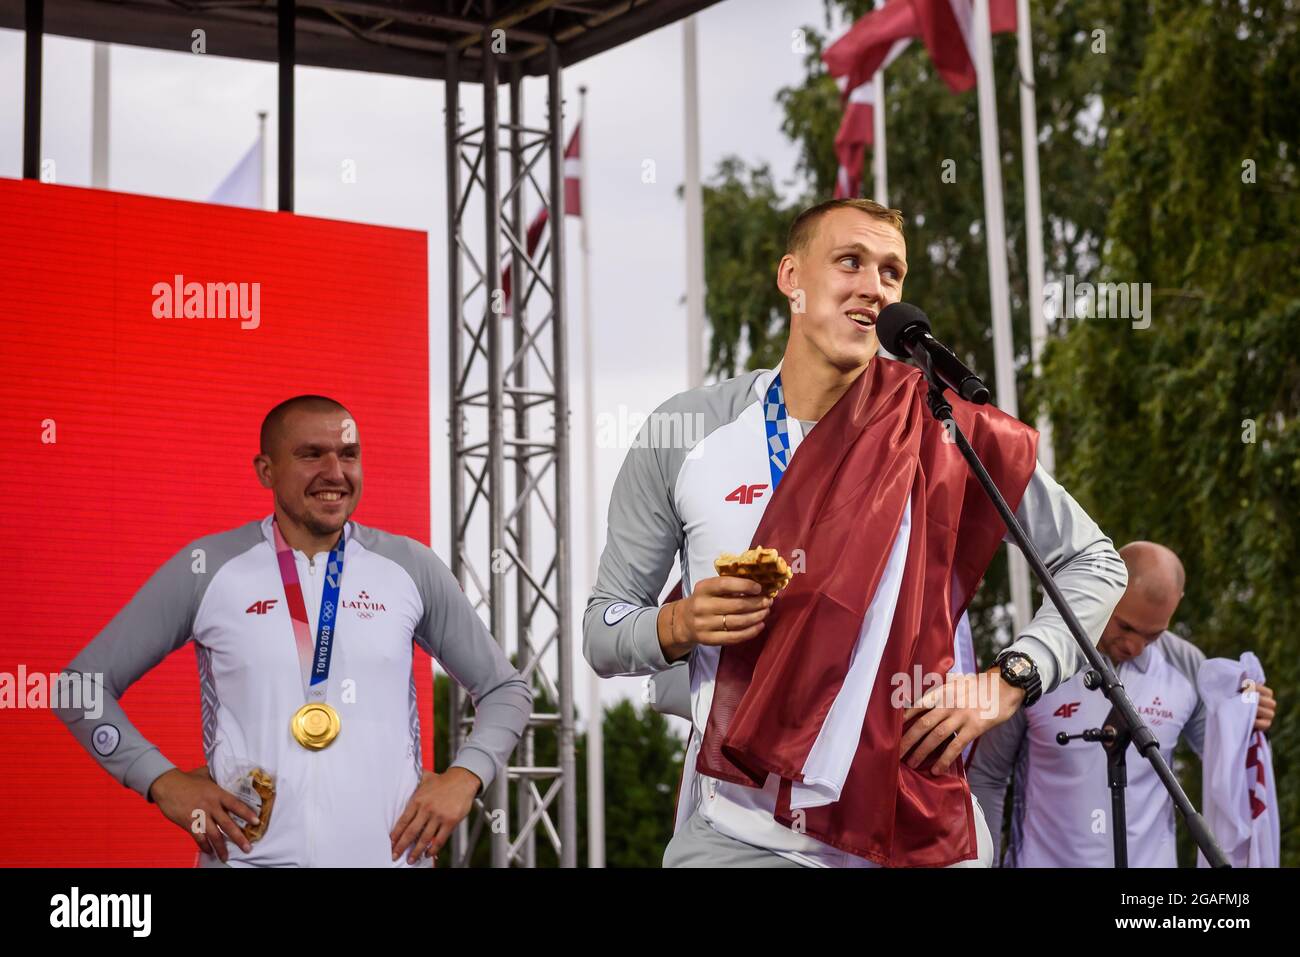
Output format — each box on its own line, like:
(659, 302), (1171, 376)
(968, 541), (1278, 867)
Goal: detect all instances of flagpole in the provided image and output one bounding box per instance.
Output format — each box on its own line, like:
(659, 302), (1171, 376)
(257, 110), (269, 211)
(1016, 0), (1054, 472)
(972, 0), (1033, 633)
(91, 43), (109, 189)
(578, 86), (605, 870)
(871, 70), (887, 203)
(683, 16), (706, 388)
(871, 2), (888, 204)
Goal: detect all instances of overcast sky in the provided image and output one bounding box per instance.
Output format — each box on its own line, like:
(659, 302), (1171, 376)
(0, 0), (847, 724)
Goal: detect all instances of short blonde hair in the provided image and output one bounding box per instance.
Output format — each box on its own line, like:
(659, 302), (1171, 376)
(786, 198), (905, 255)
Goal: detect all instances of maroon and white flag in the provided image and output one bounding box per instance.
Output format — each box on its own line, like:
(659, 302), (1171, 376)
(696, 358), (1039, 866)
(826, 1), (1018, 198)
(910, 0), (1017, 94)
(824, 0), (918, 199)
(562, 122), (581, 216)
(503, 122), (581, 314)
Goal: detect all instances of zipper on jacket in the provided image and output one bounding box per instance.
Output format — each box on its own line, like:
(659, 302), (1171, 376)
(308, 752), (318, 866)
(300, 550), (319, 865)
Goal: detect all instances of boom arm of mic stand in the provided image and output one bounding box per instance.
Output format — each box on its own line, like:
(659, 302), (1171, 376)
(909, 348), (1230, 868)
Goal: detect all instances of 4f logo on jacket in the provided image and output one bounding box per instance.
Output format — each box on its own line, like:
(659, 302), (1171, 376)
(725, 484), (768, 505)
(246, 599), (279, 615)
(1054, 702), (1081, 719)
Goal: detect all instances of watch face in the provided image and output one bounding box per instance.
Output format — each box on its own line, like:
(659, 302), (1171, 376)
(1007, 657), (1030, 679)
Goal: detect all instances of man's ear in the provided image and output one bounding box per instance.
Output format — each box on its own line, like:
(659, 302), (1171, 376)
(777, 254), (808, 317)
(253, 453), (274, 489)
(776, 253), (798, 299)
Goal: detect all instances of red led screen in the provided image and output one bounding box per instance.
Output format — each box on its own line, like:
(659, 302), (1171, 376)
(0, 178), (432, 866)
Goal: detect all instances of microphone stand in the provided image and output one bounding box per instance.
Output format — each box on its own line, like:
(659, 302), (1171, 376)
(1056, 676), (1133, 868)
(909, 346), (1229, 868)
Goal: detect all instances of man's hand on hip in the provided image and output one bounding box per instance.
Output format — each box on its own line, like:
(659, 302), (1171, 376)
(656, 576), (773, 662)
(900, 669), (1025, 775)
(149, 766), (260, 862)
(390, 766), (481, 864)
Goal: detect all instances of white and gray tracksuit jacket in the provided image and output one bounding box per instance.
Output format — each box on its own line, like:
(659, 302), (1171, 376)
(55, 515), (531, 867)
(583, 363), (1130, 866)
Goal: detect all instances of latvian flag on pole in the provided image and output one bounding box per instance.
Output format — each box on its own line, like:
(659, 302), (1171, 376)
(503, 122), (581, 314)
(824, 0), (918, 199)
(910, 0), (1018, 93)
(825, 0), (1018, 199)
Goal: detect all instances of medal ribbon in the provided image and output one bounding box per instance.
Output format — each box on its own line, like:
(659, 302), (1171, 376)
(272, 521), (346, 702)
(764, 372), (793, 491)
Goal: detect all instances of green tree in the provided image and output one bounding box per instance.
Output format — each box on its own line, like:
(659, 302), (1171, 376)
(432, 671), (683, 866)
(700, 159), (796, 375)
(602, 699), (687, 867)
(1038, 0), (1299, 865)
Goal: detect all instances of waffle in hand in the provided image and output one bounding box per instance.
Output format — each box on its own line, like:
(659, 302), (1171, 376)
(241, 768), (276, 843)
(713, 547), (793, 599)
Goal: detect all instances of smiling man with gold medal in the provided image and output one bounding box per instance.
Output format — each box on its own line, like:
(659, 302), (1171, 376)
(56, 395), (533, 867)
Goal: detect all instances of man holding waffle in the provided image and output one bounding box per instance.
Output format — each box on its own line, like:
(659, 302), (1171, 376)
(583, 198), (1129, 868)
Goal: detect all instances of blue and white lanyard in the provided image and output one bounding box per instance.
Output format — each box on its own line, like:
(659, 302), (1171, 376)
(763, 372), (793, 491)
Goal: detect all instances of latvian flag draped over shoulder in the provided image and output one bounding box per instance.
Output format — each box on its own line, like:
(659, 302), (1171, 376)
(825, 0), (1018, 199)
(696, 358), (1039, 866)
(503, 123), (581, 315)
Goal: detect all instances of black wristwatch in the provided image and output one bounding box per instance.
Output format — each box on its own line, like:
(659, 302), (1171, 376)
(994, 650), (1042, 708)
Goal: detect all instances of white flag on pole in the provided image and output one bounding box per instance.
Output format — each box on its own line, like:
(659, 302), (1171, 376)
(208, 132), (264, 209)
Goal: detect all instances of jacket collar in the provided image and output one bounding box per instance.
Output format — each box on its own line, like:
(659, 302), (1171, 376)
(1121, 639), (1157, 674)
(260, 514), (353, 557)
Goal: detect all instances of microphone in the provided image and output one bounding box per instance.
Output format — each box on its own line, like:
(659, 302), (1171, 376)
(876, 302), (990, 404)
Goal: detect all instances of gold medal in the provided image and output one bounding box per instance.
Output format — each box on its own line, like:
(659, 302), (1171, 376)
(291, 702), (341, 750)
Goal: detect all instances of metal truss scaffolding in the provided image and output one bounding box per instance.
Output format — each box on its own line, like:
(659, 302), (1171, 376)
(444, 31), (576, 868)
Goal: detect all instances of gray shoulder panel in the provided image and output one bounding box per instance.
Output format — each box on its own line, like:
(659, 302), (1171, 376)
(351, 524), (532, 791)
(1156, 630), (1208, 686)
(648, 368), (769, 501)
(1156, 630), (1208, 756)
(55, 521), (265, 799)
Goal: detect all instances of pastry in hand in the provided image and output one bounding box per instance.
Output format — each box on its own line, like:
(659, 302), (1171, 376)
(240, 768), (276, 843)
(713, 547), (793, 599)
